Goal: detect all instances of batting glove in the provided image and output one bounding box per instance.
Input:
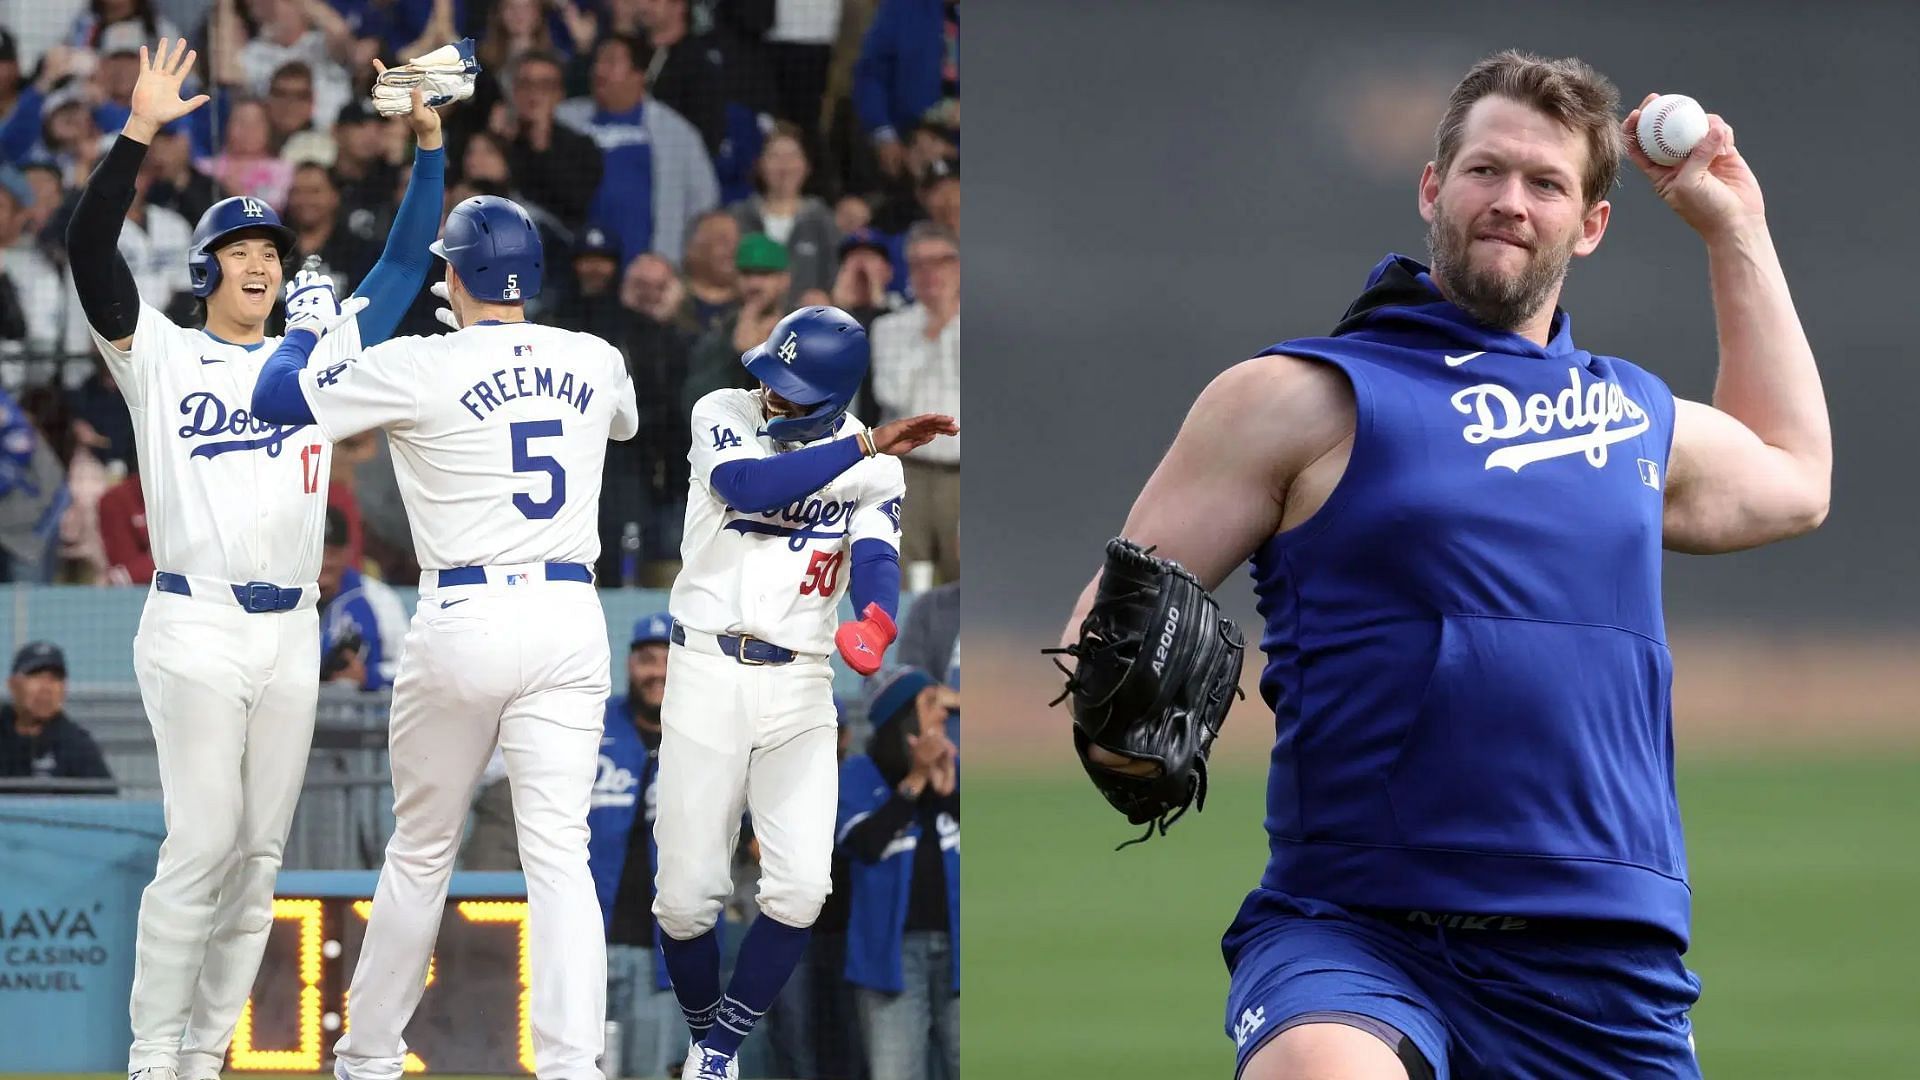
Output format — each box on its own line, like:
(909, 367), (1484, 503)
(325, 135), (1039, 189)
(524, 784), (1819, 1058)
(835, 602), (897, 677)
(431, 280), (459, 329)
(371, 38), (480, 116)
(283, 267), (369, 340)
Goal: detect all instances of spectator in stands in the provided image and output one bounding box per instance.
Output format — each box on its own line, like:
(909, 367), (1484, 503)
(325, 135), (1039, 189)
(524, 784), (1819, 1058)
(763, 0), (841, 154)
(97, 444), (150, 584)
(20, 162), (64, 236)
(21, 383), (109, 584)
(70, 359), (135, 470)
(631, 0), (772, 167)
(234, 0), (355, 129)
(198, 97), (293, 209)
(918, 154), (956, 236)
(869, 221), (958, 584)
(552, 226), (632, 341)
(590, 613), (679, 1079)
(317, 506), (407, 691)
(264, 60), (320, 153)
(119, 161), (195, 316)
(330, 101), (399, 226)
(0, 30), (22, 122)
(476, 0), (558, 94)
(492, 51), (601, 227)
(0, 46), (96, 173)
(69, 0), (181, 54)
(730, 121), (839, 300)
(286, 161), (380, 293)
(0, 167), (38, 328)
(680, 232), (790, 417)
(337, 0), (464, 65)
(1, 165), (84, 357)
(0, 642), (112, 791)
(854, 0), (951, 181)
(621, 250), (688, 330)
(895, 579), (957, 686)
(833, 226), (900, 327)
(556, 32), (717, 266)
(139, 122), (217, 224)
(328, 430), (375, 572)
(458, 128), (513, 188)
(617, 251), (697, 566)
(837, 666), (959, 1080)
(680, 206), (740, 335)
(0, 384), (68, 584)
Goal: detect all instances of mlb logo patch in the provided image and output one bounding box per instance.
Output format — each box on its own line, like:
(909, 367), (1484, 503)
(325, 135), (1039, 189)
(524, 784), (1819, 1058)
(1637, 458), (1661, 490)
(507, 573), (528, 586)
(514, 344), (534, 357)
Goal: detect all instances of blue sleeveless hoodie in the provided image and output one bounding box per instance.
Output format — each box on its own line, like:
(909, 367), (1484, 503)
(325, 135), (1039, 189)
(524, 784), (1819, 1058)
(1231, 254), (1689, 947)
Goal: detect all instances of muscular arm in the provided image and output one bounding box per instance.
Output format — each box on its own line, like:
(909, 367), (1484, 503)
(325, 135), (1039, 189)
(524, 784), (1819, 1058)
(709, 436), (867, 513)
(1663, 223), (1831, 554)
(1057, 355), (1349, 649)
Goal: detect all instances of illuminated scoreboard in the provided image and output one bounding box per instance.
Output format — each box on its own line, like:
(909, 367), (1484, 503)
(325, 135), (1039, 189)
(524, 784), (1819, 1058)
(233, 871), (534, 1074)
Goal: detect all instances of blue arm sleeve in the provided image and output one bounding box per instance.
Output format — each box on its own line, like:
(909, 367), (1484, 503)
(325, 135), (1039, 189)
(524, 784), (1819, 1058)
(849, 538), (901, 622)
(709, 437), (865, 514)
(348, 144), (445, 344)
(252, 328), (319, 425)
(0, 87), (46, 165)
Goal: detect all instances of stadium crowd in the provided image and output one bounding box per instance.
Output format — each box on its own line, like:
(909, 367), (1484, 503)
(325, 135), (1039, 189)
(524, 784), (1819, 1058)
(0, 0), (958, 1077)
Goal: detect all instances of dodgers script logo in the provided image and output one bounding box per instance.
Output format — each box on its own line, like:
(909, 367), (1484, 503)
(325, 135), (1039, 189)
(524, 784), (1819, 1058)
(1453, 366), (1648, 472)
(176, 392), (303, 459)
(725, 495), (860, 550)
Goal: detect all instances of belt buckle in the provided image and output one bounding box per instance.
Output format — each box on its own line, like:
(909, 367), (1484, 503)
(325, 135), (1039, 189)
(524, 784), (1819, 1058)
(734, 634), (766, 666)
(242, 581), (279, 613)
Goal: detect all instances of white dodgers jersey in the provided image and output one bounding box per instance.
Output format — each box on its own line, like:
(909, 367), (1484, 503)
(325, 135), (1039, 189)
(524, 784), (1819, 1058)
(90, 301), (362, 586)
(672, 389), (905, 656)
(297, 322), (639, 569)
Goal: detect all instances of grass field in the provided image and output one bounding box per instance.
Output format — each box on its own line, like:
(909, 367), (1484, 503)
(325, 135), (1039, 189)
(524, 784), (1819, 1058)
(963, 752), (1920, 1079)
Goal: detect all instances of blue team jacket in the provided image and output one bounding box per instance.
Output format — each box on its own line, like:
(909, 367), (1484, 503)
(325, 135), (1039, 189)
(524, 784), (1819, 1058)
(836, 754), (960, 994)
(587, 695), (670, 990)
(1229, 253), (1688, 948)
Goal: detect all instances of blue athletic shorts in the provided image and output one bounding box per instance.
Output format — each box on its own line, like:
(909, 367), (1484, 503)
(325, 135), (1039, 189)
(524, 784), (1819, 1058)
(1222, 890), (1701, 1079)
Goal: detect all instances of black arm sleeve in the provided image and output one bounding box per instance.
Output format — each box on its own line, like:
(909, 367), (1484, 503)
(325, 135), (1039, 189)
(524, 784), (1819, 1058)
(840, 790), (921, 862)
(65, 135), (149, 342)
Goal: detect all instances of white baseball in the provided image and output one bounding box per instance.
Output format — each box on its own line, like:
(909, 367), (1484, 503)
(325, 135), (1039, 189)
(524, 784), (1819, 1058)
(1637, 94), (1709, 167)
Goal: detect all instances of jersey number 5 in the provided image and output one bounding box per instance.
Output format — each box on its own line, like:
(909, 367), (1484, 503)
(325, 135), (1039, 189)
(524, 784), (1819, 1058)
(799, 549), (844, 597)
(510, 420), (567, 520)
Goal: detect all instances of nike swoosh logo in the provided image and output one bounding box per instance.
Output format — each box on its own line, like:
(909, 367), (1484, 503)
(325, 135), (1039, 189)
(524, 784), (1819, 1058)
(439, 598), (469, 609)
(1444, 351), (1485, 367)
(1481, 414), (1653, 472)
(200, 357), (224, 365)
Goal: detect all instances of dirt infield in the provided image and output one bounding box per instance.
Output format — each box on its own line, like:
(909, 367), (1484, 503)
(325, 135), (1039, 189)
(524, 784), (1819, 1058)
(966, 626), (1920, 768)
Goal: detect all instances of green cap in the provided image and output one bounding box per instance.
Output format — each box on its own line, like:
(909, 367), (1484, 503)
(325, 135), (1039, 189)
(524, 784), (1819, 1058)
(736, 232), (790, 273)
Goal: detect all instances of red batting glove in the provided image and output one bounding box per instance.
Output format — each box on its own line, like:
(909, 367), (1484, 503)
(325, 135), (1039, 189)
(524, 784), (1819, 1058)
(835, 602), (897, 676)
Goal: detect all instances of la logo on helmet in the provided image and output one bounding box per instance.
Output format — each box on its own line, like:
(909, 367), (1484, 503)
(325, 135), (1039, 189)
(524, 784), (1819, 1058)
(776, 331), (799, 364)
(240, 198), (266, 218)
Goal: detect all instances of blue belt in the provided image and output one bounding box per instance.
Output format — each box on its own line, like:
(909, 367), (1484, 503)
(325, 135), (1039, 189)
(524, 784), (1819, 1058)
(437, 562), (594, 586)
(155, 572), (304, 614)
(670, 623), (796, 666)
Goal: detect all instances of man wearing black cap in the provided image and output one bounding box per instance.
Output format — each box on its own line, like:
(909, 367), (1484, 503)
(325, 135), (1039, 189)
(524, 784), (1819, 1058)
(0, 642), (114, 791)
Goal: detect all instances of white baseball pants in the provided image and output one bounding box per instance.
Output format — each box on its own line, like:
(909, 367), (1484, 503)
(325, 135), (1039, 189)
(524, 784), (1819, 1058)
(651, 636), (839, 940)
(128, 588), (320, 1077)
(333, 568), (611, 1080)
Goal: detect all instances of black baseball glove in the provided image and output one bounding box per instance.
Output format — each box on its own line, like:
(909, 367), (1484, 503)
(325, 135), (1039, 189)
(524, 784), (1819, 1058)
(1046, 538), (1245, 847)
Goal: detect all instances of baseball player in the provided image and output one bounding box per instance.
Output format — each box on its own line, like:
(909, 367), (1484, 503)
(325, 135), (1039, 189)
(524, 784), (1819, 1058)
(652, 306), (957, 1080)
(1055, 53), (1831, 1080)
(65, 39), (446, 1080)
(249, 193), (639, 1080)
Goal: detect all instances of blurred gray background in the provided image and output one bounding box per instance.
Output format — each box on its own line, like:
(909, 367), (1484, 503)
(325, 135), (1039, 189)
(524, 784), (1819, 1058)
(965, 0), (1920, 645)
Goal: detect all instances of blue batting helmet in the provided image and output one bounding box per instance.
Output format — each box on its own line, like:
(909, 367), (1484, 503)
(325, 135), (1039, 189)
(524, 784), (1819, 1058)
(741, 306), (870, 443)
(431, 195), (543, 303)
(187, 196), (296, 298)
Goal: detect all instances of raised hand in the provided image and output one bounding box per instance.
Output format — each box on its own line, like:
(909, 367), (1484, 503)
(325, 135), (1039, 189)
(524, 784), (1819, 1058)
(1622, 93), (1765, 241)
(126, 39), (209, 141)
(871, 413), (959, 456)
(373, 58), (442, 150)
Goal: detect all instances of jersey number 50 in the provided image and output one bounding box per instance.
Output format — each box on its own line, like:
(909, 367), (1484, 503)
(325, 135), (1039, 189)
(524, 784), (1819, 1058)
(510, 420), (567, 519)
(800, 549), (844, 596)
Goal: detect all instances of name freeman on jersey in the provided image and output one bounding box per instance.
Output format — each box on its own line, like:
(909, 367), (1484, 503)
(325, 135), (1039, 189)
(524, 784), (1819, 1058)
(458, 364), (598, 422)
(1452, 365), (1650, 472)
(723, 494), (861, 551)
(176, 391), (304, 458)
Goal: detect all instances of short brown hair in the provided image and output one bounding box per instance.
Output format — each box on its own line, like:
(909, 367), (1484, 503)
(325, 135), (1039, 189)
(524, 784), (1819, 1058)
(1434, 50), (1622, 206)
